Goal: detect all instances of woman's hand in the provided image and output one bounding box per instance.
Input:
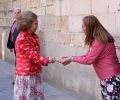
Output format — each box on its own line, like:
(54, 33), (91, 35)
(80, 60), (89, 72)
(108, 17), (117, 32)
(48, 57), (56, 63)
(56, 56), (72, 65)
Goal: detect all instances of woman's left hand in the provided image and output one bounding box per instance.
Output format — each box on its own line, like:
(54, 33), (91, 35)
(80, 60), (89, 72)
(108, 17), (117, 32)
(48, 57), (56, 63)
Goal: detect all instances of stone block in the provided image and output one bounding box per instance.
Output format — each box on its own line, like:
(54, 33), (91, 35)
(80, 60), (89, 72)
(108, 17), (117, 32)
(66, 0), (91, 15)
(44, 32), (57, 43)
(0, 28), (3, 58)
(42, 64), (64, 90)
(0, 11), (4, 18)
(27, 0), (40, 8)
(29, 7), (38, 15)
(40, 16), (54, 31)
(46, 0), (54, 6)
(0, 18), (6, 26)
(0, 2), (5, 10)
(115, 37), (120, 47)
(39, 16), (68, 32)
(62, 64), (98, 100)
(37, 31), (58, 44)
(0, 3), (3, 10)
(94, 78), (103, 100)
(40, 0), (47, 6)
(46, 5), (54, 16)
(38, 16), (48, 29)
(54, 17), (61, 31)
(71, 34), (85, 47)
(6, 18), (12, 26)
(21, 0), (27, 10)
(60, 16), (68, 32)
(45, 16), (55, 31)
(116, 12), (120, 36)
(13, 0), (21, 9)
(77, 77), (96, 100)
(56, 33), (71, 45)
(108, 0), (120, 13)
(27, 0), (33, 9)
(40, 0), (53, 6)
(41, 16), (68, 32)
(68, 16), (83, 33)
(32, 0), (40, 7)
(37, 7), (45, 16)
(54, 0), (66, 16)
(7, 11), (14, 18)
(6, 1), (13, 10)
(92, 0), (109, 14)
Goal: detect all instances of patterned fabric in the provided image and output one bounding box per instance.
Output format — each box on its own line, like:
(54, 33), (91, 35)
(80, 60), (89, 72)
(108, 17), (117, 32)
(100, 74), (120, 100)
(10, 21), (17, 42)
(14, 74), (44, 100)
(15, 31), (49, 75)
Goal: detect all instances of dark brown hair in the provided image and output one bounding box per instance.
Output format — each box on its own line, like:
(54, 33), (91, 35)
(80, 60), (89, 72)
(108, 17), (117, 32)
(17, 11), (37, 31)
(83, 15), (114, 46)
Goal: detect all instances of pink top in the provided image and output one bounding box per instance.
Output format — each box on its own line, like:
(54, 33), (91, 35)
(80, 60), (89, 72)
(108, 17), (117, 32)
(72, 40), (120, 80)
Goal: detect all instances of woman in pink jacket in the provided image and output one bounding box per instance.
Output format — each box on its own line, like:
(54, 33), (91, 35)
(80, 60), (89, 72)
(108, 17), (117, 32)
(59, 15), (120, 100)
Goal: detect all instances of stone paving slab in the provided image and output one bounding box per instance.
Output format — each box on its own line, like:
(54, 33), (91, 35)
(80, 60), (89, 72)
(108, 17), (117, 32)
(0, 60), (77, 100)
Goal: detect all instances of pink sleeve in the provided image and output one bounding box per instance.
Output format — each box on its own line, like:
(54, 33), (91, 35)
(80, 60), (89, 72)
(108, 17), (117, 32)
(72, 40), (105, 64)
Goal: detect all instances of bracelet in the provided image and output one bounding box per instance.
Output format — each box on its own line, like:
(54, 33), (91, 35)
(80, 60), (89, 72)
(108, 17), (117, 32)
(51, 58), (56, 63)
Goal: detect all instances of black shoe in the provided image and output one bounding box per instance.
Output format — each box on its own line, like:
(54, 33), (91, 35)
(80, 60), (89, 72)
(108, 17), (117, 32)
(12, 82), (15, 85)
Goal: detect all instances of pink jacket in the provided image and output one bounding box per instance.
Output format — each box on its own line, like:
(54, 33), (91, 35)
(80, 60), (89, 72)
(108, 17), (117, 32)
(72, 40), (120, 80)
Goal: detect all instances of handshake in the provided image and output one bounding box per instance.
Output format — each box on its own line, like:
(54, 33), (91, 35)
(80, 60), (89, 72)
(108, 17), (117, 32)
(49, 56), (73, 66)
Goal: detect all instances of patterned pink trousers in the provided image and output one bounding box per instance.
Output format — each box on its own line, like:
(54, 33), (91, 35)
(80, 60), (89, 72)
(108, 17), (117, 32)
(14, 74), (44, 100)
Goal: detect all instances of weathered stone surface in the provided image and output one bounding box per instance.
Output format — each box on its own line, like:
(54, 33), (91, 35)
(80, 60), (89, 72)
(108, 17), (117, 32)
(40, 0), (47, 6)
(108, 0), (120, 13)
(0, 18), (6, 26)
(65, 0), (91, 15)
(46, 5), (54, 16)
(60, 16), (68, 32)
(54, 0), (66, 16)
(71, 33), (85, 47)
(92, 0), (109, 14)
(0, 28), (3, 58)
(68, 16), (83, 33)
(6, 1), (13, 10)
(37, 7), (45, 16)
(13, 0), (21, 9)
(116, 12), (120, 36)
(21, 0), (27, 10)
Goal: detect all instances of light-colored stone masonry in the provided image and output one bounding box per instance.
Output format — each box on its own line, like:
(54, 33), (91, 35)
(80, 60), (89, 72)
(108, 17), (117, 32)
(0, 0), (120, 100)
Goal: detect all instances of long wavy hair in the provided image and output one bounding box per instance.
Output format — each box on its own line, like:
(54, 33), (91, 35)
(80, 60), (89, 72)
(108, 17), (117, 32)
(82, 15), (114, 46)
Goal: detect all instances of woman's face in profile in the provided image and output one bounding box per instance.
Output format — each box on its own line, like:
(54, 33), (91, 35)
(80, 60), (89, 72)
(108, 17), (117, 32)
(30, 19), (38, 33)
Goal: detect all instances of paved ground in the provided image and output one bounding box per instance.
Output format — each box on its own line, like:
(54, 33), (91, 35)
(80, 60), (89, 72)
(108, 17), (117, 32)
(0, 60), (77, 100)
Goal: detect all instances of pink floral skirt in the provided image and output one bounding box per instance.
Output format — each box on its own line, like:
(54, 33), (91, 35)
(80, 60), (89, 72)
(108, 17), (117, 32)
(14, 74), (44, 100)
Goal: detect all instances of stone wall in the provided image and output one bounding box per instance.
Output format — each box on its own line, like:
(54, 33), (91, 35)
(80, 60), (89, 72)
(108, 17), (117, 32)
(0, 0), (120, 100)
(0, 28), (2, 58)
